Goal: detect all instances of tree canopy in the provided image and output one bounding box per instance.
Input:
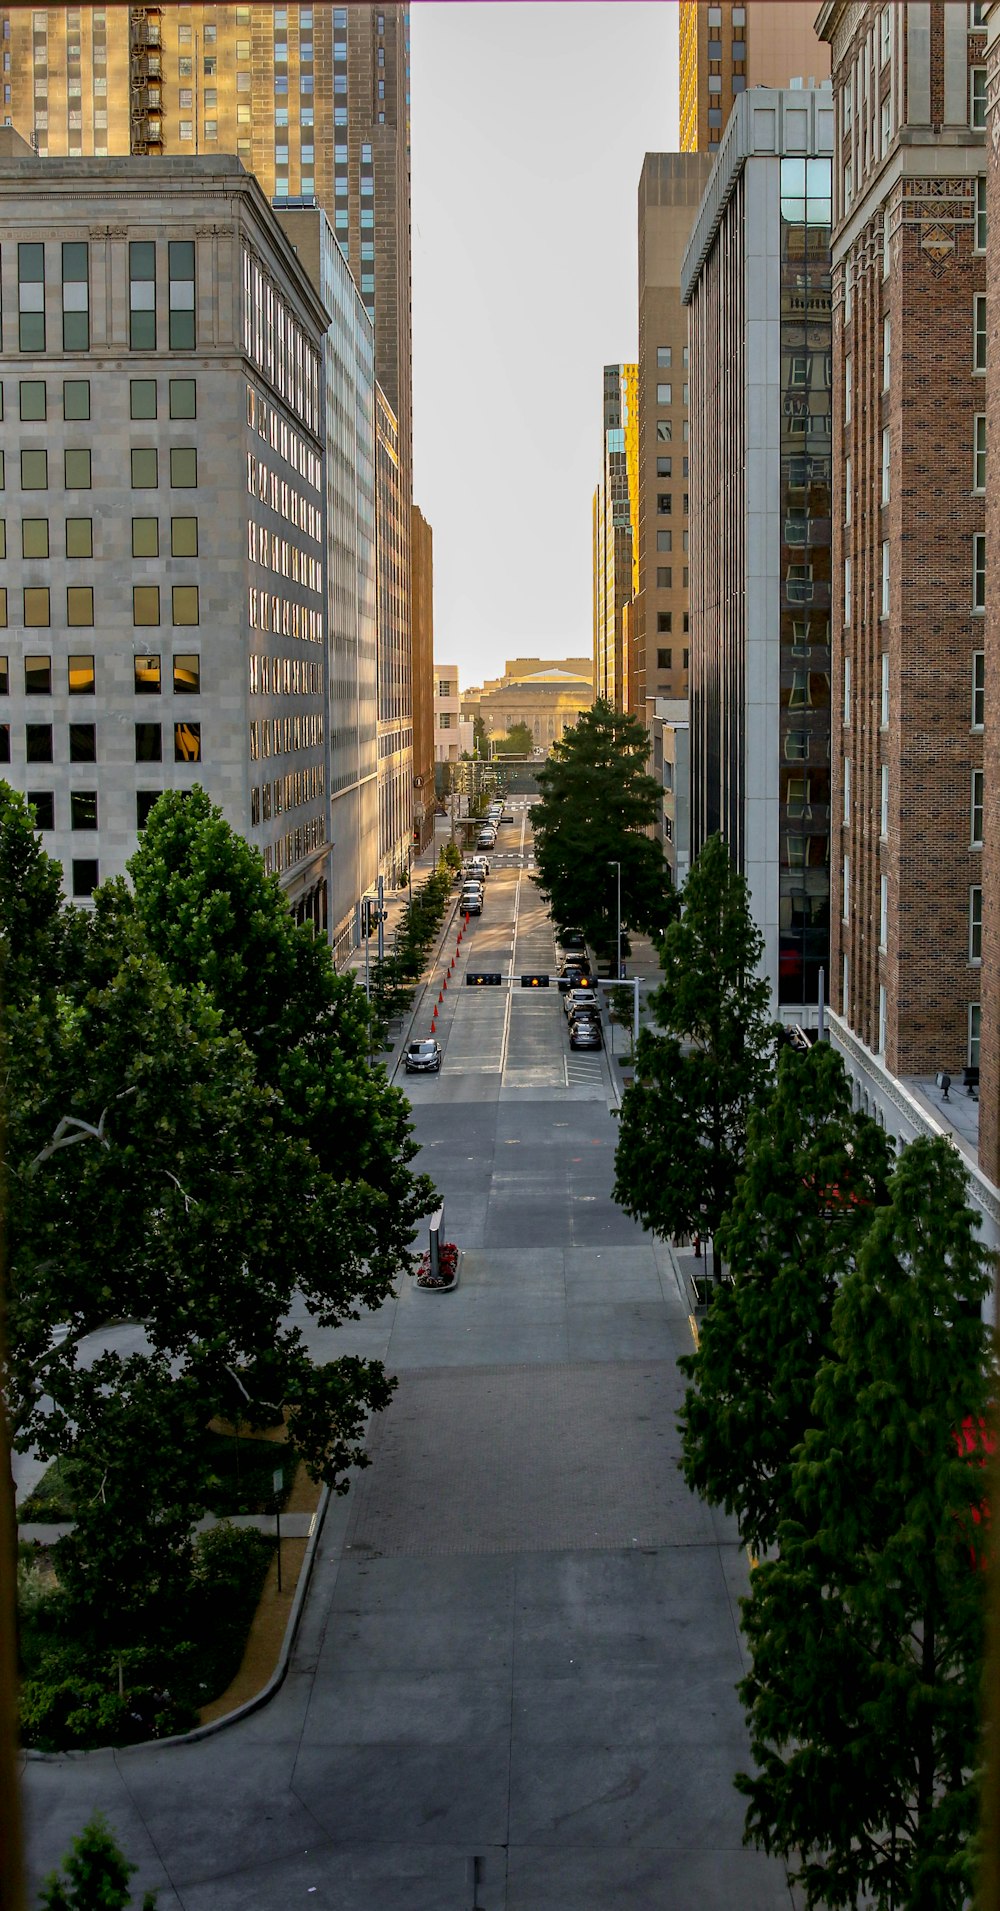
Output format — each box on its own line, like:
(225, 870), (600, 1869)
(678, 1041), (893, 1554)
(3, 783), (435, 1643)
(614, 833), (773, 1261)
(531, 698), (673, 951)
(738, 1135), (991, 1909)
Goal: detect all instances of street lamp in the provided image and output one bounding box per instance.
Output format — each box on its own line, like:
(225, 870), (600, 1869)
(609, 860), (621, 981)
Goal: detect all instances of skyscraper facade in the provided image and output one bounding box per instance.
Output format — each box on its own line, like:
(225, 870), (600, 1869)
(592, 363), (635, 713)
(5, 2), (416, 899)
(679, 2), (830, 154)
(684, 89), (834, 1009)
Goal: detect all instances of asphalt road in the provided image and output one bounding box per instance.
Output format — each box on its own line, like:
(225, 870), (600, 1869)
(19, 801), (794, 1910)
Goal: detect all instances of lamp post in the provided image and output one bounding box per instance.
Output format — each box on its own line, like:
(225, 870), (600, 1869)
(609, 860), (621, 981)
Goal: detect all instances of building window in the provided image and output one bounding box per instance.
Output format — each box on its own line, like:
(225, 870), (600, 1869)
(129, 240), (156, 350)
(881, 541), (890, 618)
(972, 768), (984, 846)
(970, 885), (983, 962)
(133, 584), (160, 626)
(19, 379), (45, 421)
(135, 721), (161, 762)
(71, 859), (98, 897)
(973, 650), (985, 728)
(879, 874), (888, 951)
(969, 1003), (981, 1069)
(842, 854), (850, 922)
(68, 653), (94, 694)
(975, 294), (987, 373)
(881, 652), (890, 728)
(170, 447), (197, 488)
(974, 532), (986, 611)
(656, 457), (672, 478)
(844, 558), (851, 625)
(64, 448), (90, 489)
(137, 790), (161, 830)
(843, 756), (851, 823)
(22, 518), (47, 558)
(976, 175), (987, 251)
(656, 531), (672, 553)
(974, 414), (986, 492)
(972, 66), (987, 129)
(656, 346), (671, 369)
(134, 653), (160, 694)
(130, 378), (156, 419)
(131, 447), (158, 488)
(172, 584), (199, 625)
(169, 377), (196, 419)
(18, 241), (45, 353)
(175, 720), (201, 762)
(171, 517), (198, 557)
(132, 517), (158, 558)
(168, 240), (195, 351)
(656, 566), (672, 588)
(657, 421), (671, 442)
(21, 449), (47, 490)
(877, 985), (887, 1057)
(881, 427), (890, 503)
(64, 378), (89, 420)
(27, 791), (53, 830)
(843, 654), (851, 726)
(70, 791), (97, 831)
(25, 722), (52, 760)
(68, 722), (95, 762)
(25, 653), (51, 693)
(657, 614), (672, 635)
(656, 382), (671, 405)
(24, 588), (49, 627)
(844, 355), (852, 422)
(657, 493), (672, 515)
(61, 240), (89, 351)
(657, 647), (672, 670)
(174, 652), (200, 694)
(882, 318), (891, 391)
(66, 585), (93, 626)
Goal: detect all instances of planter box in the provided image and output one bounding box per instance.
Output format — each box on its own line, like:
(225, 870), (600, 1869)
(415, 1250), (461, 1292)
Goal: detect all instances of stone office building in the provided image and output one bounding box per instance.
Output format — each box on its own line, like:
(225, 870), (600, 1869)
(0, 152), (334, 924)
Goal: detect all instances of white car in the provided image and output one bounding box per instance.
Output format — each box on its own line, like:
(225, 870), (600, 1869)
(563, 986), (599, 1020)
(466, 856), (490, 878)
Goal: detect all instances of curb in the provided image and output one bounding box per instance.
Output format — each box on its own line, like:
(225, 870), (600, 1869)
(23, 1485), (333, 1763)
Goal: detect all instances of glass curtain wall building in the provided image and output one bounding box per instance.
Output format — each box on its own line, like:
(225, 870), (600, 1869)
(683, 90), (834, 1014)
(778, 155), (832, 1007)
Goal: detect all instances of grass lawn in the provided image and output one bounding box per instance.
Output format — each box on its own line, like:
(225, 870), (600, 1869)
(19, 1431), (298, 1523)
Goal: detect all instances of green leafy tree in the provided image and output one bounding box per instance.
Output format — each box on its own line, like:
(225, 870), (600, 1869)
(472, 712), (488, 755)
(613, 833), (773, 1269)
(738, 1135), (992, 1910)
(494, 721), (533, 756)
(38, 1811), (157, 1909)
(4, 785), (434, 1651)
(678, 1041), (893, 1554)
(532, 698), (672, 951)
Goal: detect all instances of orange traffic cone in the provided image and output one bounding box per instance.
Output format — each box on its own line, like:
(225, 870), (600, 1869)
(438, 989), (443, 1003)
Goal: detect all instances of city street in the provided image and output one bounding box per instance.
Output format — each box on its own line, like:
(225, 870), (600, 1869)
(19, 803), (794, 1911)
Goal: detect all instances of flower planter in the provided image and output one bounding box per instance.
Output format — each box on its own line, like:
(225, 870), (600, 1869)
(414, 1242), (460, 1291)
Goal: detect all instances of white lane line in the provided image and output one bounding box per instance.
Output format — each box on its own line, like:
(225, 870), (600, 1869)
(499, 808), (528, 1079)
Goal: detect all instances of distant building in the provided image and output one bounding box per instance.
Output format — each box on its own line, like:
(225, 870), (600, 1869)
(375, 384), (411, 882)
(0, 153), (333, 931)
(592, 363), (636, 713)
(684, 89), (835, 1011)
(478, 666), (594, 753)
(410, 505), (435, 849)
(679, 2), (830, 155)
(434, 662), (471, 764)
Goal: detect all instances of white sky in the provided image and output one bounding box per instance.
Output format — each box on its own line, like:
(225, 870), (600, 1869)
(410, 2), (680, 691)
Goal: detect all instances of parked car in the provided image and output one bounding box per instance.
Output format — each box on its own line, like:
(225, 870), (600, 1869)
(569, 1018), (603, 1051)
(404, 1038), (442, 1074)
(558, 962), (593, 992)
(476, 832), (496, 851)
(556, 927), (587, 954)
(564, 987), (599, 1020)
(466, 855), (490, 878)
(460, 890), (483, 915)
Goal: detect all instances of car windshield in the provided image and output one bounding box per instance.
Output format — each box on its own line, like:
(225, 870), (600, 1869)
(409, 1042), (436, 1058)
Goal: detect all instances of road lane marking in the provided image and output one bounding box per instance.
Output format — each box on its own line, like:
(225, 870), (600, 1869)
(499, 808), (528, 1078)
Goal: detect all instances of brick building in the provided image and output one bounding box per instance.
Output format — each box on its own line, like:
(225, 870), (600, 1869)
(818, 2), (988, 1099)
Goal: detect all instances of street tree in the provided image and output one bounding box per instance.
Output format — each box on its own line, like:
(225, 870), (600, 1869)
(678, 1041), (893, 1554)
(531, 698), (673, 951)
(4, 786), (434, 1644)
(613, 832), (773, 1267)
(39, 1812), (157, 1910)
(737, 1134), (992, 1910)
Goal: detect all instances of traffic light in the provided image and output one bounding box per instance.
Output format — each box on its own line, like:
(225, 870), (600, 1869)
(520, 973), (550, 988)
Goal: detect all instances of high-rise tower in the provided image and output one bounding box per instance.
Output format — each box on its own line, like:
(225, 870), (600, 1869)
(678, 2), (830, 153)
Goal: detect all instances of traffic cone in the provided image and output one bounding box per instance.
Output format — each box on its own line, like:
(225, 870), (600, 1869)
(438, 989), (443, 1003)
